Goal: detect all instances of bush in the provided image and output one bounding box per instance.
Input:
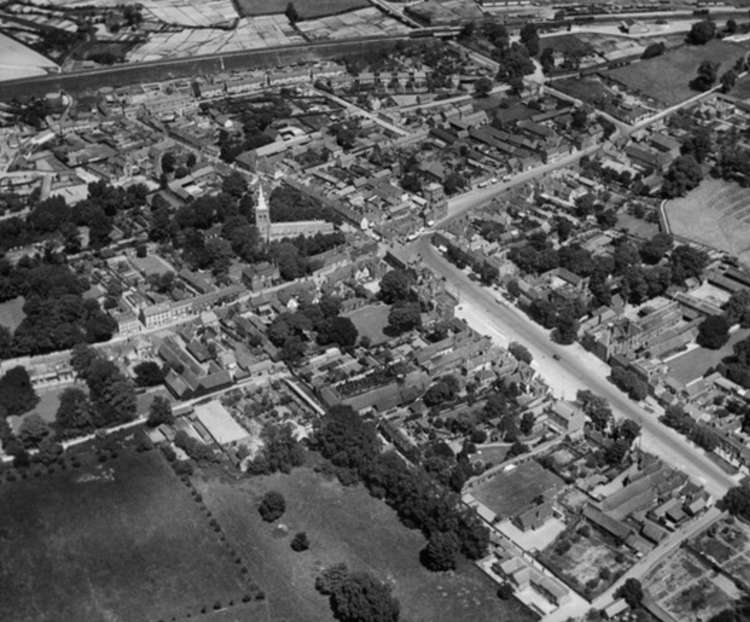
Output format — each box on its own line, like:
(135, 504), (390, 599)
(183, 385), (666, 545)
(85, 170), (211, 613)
(258, 490), (286, 522)
(497, 583), (514, 599)
(291, 531), (310, 551)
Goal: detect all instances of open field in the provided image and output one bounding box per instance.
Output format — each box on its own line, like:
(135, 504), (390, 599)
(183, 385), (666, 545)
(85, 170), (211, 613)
(470, 460), (565, 519)
(195, 463), (537, 622)
(345, 303), (391, 345)
(0, 295), (25, 331)
(664, 178), (750, 267)
(667, 328), (750, 385)
(604, 39), (747, 107)
(235, 0), (369, 19)
(0, 450), (249, 622)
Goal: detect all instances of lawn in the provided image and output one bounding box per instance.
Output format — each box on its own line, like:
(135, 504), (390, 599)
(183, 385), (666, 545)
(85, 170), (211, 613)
(345, 303), (391, 346)
(664, 178), (750, 268)
(195, 463), (537, 622)
(234, 0), (369, 19)
(604, 39), (747, 107)
(667, 328), (750, 385)
(0, 450), (251, 622)
(470, 460), (565, 520)
(0, 295), (25, 331)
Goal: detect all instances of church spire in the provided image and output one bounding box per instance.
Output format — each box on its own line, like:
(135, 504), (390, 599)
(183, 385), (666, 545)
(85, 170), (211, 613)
(255, 182), (271, 242)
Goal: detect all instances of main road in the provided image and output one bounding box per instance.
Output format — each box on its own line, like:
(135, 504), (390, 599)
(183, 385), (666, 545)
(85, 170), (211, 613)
(414, 236), (739, 498)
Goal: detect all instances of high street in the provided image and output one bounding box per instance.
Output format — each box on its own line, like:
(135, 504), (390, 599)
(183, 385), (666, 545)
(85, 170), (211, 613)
(414, 236), (739, 499)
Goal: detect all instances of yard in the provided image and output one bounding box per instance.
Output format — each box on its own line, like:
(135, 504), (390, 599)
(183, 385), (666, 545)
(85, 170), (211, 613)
(234, 0), (369, 19)
(345, 303), (391, 346)
(0, 449), (252, 622)
(667, 328), (750, 385)
(664, 178), (750, 268)
(194, 463), (537, 622)
(470, 459), (565, 520)
(0, 295), (25, 331)
(604, 39), (747, 107)
(539, 523), (633, 598)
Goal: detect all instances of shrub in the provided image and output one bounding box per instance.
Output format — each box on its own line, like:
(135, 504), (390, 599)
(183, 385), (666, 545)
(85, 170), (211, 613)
(291, 531), (310, 551)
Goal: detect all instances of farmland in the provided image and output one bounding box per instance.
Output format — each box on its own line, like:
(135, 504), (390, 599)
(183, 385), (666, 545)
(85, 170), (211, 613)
(0, 32), (59, 82)
(195, 463), (536, 622)
(604, 39), (747, 107)
(0, 449), (252, 622)
(235, 0), (370, 19)
(663, 178), (750, 267)
(297, 7), (411, 40)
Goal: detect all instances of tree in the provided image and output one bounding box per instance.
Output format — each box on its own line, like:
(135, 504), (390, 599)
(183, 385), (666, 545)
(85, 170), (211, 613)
(420, 531), (459, 571)
(671, 245), (708, 284)
(553, 310), (578, 345)
(570, 108), (587, 131)
(519, 23), (540, 56)
(316, 563), (350, 595)
(221, 171), (247, 198)
(721, 69), (738, 93)
(70, 343), (98, 379)
(18, 412), (51, 448)
(474, 76), (493, 97)
(727, 18), (738, 34)
(147, 395), (174, 427)
(520, 412), (535, 435)
(328, 572), (400, 622)
(540, 47), (555, 73)
(641, 41), (666, 59)
(615, 578), (644, 609)
(0, 366), (39, 416)
(662, 154), (703, 198)
(55, 387), (94, 433)
(258, 490), (286, 522)
(380, 270), (414, 304)
(725, 289), (750, 326)
(387, 301), (421, 334)
(133, 360), (164, 386)
(697, 314), (731, 349)
(285, 1), (298, 23)
(640, 232), (673, 264)
(37, 435), (63, 465)
(161, 152), (176, 174)
(508, 342), (532, 364)
(317, 316), (358, 348)
(691, 60), (719, 91)
(578, 390), (613, 431)
(687, 20), (716, 45)
(291, 531), (310, 551)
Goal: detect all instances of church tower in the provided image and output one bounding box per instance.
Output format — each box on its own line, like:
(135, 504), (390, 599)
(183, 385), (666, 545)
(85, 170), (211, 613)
(255, 183), (271, 242)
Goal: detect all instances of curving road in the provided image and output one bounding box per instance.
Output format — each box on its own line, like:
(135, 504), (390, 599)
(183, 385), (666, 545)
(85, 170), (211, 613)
(415, 236), (738, 498)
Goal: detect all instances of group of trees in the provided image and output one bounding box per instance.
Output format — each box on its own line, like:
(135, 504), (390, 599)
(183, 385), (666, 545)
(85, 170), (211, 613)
(481, 22), (535, 91)
(443, 241), (499, 286)
(316, 564), (400, 622)
(379, 269), (424, 336)
(313, 405), (489, 570)
(662, 154), (703, 198)
(0, 256), (116, 359)
(55, 343), (137, 437)
(246, 423), (304, 474)
(660, 403), (721, 451)
(609, 365), (649, 402)
(267, 294), (358, 364)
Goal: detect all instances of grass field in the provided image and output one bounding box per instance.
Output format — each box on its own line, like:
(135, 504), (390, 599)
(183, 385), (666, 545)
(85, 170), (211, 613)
(195, 463), (537, 622)
(667, 328), (750, 385)
(604, 39), (747, 107)
(664, 178), (750, 267)
(0, 450), (250, 622)
(234, 0), (369, 19)
(0, 295), (25, 331)
(345, 303), (391, 346)
(470, 460), (565, 520)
